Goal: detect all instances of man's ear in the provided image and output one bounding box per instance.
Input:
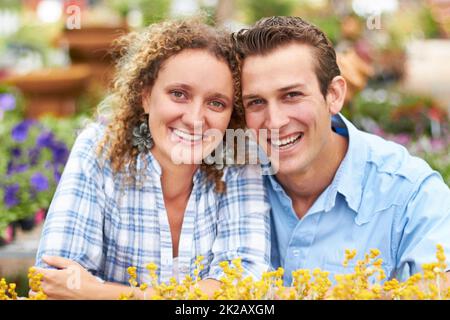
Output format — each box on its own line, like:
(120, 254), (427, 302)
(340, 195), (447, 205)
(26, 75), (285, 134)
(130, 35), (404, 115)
(326, 76), (347, 115)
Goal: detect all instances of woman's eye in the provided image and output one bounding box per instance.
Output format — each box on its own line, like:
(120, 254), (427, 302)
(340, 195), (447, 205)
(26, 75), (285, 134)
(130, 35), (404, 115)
(208, 100), (225, 109)
(170, 90), (186, 99)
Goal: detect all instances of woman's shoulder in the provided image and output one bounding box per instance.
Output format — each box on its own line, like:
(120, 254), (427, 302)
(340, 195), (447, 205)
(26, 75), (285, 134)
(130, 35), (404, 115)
(66, 122), (109, 174)
(75, 122), (107, 148)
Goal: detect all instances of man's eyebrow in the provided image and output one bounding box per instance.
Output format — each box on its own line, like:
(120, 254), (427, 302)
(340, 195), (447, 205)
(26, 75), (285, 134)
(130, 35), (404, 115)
(277, 83), (307, 92)
(242, 83), (307, 100)
(242, 93), (262, 101)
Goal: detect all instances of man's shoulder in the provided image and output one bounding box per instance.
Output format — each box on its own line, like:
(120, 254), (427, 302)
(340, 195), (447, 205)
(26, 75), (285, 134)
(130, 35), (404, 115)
(359, 130), (435, 185)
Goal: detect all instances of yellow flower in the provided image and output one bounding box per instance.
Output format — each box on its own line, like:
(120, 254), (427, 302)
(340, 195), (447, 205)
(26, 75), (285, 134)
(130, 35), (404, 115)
(343, 249), (357, 267)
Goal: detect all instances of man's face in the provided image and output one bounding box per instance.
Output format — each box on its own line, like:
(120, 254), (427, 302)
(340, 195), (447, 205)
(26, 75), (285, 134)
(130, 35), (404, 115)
(242, 43), (337, 176)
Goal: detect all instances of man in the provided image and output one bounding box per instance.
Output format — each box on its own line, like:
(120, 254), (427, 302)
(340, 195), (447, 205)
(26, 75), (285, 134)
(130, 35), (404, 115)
(233, 16), (450, 285)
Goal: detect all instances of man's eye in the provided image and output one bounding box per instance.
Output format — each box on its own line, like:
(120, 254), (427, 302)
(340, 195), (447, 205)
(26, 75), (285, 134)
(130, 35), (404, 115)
(286, 92), (302, 99)
(247, 99), (264, 107)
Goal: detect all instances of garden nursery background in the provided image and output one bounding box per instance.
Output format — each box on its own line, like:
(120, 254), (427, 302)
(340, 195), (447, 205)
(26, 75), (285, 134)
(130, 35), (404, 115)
(0, 0), (449, 297)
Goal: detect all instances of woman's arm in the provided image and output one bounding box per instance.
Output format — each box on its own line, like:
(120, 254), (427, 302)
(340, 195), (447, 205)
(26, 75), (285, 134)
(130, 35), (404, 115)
(35, 125), (106, 276)
(33, 256), (221, 300)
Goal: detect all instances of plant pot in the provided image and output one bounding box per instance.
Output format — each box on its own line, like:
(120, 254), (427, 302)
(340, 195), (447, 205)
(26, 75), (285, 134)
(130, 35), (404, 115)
(0, 223), (16, 247)
(59, 25), (128, 86)
(18, 216), (36, 231)
(2, 64), (92, 118)
(34, 208), (47, 225)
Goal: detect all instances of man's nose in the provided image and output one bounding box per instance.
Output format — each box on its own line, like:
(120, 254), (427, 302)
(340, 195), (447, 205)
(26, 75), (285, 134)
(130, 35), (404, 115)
(265, 103), (289, 130)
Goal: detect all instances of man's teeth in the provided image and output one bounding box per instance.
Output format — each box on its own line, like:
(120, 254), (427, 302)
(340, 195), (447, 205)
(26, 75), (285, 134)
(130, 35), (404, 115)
(173, 128), (203, 141)
(271, 133), (303, 147)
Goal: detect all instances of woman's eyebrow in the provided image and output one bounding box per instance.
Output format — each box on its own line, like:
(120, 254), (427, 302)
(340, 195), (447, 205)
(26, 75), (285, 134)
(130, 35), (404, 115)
(166, 83), (193, 90)
(208, 92), (232, 103)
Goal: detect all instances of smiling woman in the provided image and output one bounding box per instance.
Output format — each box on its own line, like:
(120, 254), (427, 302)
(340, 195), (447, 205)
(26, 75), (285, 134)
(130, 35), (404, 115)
(33, 18), (271, 300)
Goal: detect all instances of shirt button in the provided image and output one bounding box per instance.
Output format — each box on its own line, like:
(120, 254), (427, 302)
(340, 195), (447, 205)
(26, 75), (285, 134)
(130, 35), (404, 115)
(292, 249), (300, 257)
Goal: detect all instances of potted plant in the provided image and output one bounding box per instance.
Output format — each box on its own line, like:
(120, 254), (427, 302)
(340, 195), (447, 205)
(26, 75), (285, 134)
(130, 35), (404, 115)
(0, 88), (83, 238)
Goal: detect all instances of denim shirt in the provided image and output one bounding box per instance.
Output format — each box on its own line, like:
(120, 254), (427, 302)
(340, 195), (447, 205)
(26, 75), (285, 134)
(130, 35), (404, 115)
(266, 113), (450, 285)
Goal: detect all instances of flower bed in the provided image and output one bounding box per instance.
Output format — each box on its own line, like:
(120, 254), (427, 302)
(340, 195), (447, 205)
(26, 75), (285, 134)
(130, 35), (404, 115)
(1, 246), (449, 300)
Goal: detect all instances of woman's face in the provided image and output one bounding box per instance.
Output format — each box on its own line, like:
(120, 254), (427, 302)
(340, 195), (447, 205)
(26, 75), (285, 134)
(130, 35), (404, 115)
(143, 49), (234, 167)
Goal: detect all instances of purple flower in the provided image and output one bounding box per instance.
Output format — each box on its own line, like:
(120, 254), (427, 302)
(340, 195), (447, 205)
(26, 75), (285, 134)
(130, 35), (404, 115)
(11, 147), (21, 158)
(6, 162), (28, 175)
(28, 147), (41, 166)
(30, 172), (49, 192)
(11, 120), (34, 142)
(37, 131), (55, 148)
(4, 184), (20, 208)
(51, 141), (69, 165)
(0, 94), (15, 111)
(53, 168), (62, 184)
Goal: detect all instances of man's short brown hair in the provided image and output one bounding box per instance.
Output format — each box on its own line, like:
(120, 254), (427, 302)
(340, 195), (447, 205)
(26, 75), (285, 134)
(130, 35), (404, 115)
(233, 16), (341, 98)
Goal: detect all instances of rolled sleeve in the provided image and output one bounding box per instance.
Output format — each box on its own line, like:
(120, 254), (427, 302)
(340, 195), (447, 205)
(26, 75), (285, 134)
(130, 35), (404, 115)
(35, 125), (106, 277)
(206, 165), (271, 281)
(395, 172), (450, 280)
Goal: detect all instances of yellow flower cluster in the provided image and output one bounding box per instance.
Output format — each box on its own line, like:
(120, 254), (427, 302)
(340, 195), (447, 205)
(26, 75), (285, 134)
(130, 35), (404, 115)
(0, 277), (17, 300)
(0, 267), (46, 300)
(119, 244), (449, 300)
(1, 245), (449, 300)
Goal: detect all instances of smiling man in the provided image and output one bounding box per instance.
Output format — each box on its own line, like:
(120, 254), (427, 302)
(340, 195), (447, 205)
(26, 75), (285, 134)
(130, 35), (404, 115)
(233, 16), (450, 285)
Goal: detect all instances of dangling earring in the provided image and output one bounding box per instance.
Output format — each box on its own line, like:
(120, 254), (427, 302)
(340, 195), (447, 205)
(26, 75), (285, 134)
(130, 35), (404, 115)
(132, 113), (154, 153)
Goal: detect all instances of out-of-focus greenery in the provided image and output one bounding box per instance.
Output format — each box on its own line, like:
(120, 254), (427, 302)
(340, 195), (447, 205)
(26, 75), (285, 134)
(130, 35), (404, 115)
(0, 0), (20, 9)
(345, 87), (450, 186)
(411, 138), (450, 186)
(347, 88), (448, 139)
(307, 15), (341, 44)
(383, 5), (441, 51)
(239, 0), (297, 24)
(110, 0), (171, 25)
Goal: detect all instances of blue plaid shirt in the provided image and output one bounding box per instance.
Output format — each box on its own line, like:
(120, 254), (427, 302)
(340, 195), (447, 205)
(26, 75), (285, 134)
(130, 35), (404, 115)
(35, 124), (271, 285)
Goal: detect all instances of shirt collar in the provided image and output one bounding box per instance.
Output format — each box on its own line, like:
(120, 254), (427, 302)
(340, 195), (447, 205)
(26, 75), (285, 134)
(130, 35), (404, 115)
(325, 113), (368, 213)
(140, 150), (204, 186)
(264, 113), (369, 214)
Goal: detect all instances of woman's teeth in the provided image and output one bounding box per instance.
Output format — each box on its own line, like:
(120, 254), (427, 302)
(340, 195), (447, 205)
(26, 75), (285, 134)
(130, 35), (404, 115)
(271, 133), (303, 148)
(173, 128), (203, 142)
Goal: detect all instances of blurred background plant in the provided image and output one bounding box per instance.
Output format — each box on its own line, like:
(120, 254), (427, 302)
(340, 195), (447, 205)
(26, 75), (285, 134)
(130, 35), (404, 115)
(0, 84), (87, 237)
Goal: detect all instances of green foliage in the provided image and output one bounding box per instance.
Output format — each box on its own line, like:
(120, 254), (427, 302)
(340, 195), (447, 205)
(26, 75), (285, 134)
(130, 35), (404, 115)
(110, 0), (171, 25)
(241, 0), (297, 24)
(307, 15), (341, 44)
(349, 88), (448, 138)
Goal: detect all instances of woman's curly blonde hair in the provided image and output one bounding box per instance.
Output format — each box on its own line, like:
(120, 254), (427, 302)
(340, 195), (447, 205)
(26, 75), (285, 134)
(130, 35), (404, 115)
(96, 18), (244, 193)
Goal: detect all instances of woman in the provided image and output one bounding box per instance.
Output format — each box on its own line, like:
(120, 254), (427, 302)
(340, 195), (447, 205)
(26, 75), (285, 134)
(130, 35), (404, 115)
(33, 18), (270, 299)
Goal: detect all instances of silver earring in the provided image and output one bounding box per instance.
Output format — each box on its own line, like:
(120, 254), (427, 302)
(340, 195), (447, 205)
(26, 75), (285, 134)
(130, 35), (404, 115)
(132, 113), (154, 153)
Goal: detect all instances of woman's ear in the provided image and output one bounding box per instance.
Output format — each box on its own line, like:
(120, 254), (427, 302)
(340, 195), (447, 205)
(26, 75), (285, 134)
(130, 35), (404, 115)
(141, 89), (151, 113)
(326, 76), (347, 115)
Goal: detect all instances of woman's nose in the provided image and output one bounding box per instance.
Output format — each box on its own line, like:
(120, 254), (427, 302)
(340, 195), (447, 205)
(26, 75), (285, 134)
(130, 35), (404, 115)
(182, 102), (205, 131)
